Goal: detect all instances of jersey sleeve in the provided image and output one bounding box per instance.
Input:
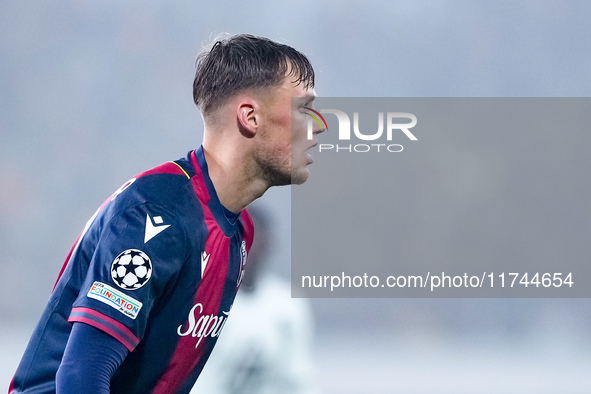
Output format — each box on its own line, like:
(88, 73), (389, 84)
(69, 203), (190, 351)
(56, 322), (128, 392)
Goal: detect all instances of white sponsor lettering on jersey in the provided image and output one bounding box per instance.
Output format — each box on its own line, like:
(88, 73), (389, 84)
(177, 303), (230, 349)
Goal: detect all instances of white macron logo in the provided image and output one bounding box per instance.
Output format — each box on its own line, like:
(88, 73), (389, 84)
(144, 214), (171, 243)
(201, 251), (210, 278)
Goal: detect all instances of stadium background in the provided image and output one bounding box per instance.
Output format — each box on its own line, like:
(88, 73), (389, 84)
(1, 1), (590, 392)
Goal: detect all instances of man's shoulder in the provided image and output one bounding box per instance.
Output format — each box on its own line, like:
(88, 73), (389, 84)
(94, 153), (204, 237)
(135, 156), (193, 183)
(114, 155), (196, 210)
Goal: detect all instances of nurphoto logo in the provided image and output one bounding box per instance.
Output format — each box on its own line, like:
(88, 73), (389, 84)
(305, 104), (418, 153)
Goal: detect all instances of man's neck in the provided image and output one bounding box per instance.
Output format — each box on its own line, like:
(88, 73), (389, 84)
(201, 143), (268, 213)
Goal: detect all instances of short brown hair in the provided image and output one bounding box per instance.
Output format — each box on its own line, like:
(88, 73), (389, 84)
(193, 34), (315, 116)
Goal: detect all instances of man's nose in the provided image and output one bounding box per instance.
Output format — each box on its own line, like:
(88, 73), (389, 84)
(313, 119), (325, 134)
(304, 107), (328, 135)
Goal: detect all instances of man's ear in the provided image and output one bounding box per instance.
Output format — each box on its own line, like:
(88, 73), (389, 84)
(237, 100), (258, 137)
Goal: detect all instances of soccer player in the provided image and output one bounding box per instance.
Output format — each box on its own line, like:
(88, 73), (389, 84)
(9, 34), (323, 393)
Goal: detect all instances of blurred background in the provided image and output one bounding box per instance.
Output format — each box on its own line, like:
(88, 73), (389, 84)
(1, 1), (591, 392)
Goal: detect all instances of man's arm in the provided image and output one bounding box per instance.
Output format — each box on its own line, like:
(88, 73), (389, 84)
(55, 322), (129, 393)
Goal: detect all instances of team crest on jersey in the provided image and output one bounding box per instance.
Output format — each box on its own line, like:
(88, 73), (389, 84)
(236, 240), (248, 287)
(111, 249), (152, 290)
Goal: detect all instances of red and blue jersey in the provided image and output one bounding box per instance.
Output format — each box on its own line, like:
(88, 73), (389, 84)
(10, 147), (254, 393)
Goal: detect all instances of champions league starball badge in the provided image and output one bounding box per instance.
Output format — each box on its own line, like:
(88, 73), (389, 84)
(111, 249), (153, 290)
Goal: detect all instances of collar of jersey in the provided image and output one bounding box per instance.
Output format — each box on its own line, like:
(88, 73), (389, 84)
(190, 146), (240, 236)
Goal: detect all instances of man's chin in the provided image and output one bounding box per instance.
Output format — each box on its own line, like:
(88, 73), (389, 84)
(291, 168), (310, 185)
